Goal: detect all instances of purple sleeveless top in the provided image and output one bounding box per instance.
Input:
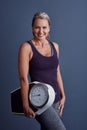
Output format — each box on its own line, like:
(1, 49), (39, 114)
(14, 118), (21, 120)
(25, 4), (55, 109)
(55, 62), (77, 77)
(28, 40), (61, 102)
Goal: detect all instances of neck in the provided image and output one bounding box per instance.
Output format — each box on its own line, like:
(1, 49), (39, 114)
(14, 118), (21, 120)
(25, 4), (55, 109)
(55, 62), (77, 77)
(32, 38), (48, 46)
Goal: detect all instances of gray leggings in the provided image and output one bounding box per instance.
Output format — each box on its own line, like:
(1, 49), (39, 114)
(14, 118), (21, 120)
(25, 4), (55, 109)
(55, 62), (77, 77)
(35, 102), (66, 130)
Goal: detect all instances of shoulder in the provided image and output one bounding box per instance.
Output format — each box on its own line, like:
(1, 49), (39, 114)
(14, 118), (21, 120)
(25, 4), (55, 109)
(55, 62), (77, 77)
(52, 42), (59, 57)
(18, 41), (33, 60)
(19, 42), (31, 50)
(19, 41), (32, 54)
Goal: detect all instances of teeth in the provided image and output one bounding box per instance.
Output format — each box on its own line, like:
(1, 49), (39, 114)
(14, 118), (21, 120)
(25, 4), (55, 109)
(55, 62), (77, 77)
(39, 34), (43, 36)
(39, 35), (43, 37)
(38, 34), (43, 36)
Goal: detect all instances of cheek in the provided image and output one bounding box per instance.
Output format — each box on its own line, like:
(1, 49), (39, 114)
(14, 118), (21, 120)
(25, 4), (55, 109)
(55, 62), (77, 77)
(48, 27), (50, 32)
(46, 27), (50, 33)
(32, 29), (38, 34)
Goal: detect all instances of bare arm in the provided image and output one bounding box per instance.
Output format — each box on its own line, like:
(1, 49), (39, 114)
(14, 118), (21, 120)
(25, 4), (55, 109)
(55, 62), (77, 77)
(53, 42), (66, 116)
(57, 66), (66, 116)
(18, 42), (35, 118)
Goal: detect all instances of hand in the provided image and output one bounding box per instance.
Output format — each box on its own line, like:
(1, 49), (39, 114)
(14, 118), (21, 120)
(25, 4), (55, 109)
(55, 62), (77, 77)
(23, 104), (36, 118)
(58, 96), (65, 117)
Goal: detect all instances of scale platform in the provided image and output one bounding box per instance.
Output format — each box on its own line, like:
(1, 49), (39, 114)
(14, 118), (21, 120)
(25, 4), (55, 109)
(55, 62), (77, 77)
(10, 83), (38, 114)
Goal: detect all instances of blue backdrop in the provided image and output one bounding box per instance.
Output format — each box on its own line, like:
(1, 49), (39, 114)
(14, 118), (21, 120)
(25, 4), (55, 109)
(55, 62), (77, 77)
(0, 0), (87, 130)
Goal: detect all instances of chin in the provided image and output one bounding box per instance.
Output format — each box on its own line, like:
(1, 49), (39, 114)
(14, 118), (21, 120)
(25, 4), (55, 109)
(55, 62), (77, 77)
(38, 36), (47, 40)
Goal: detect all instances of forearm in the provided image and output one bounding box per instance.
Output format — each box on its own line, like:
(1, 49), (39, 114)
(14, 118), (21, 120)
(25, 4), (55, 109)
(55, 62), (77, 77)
(58, 76), (65, 97)
(20, 78), (29, 108)
(57, 67), (65, 99)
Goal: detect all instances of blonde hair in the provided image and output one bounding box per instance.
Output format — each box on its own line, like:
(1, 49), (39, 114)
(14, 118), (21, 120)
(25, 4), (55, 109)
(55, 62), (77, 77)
(32, 12), (51, 27)
(32, 12), (51, 39)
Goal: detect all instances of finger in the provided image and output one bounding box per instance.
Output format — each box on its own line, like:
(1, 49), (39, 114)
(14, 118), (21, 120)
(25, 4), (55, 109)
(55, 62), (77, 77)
(29, 111), (36, 118)
(59, 102), (64, 109)
(58, 103), (62, 110)
(58, 105), (64, 117)
(24, 110), (35, 118)
(59, 110), (63, 117)
(59, 107), (63, 117)
(32, 112), (36, 118)
(29, 115), (34, 118)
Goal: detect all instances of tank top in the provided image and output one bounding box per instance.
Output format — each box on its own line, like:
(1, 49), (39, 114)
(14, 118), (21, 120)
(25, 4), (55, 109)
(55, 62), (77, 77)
(28, 40), (61, 102)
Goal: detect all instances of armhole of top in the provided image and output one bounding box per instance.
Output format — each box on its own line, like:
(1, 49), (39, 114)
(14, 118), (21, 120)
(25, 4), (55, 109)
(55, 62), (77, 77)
(27, 40), (32, 47)
(49, 42), (57, 56)
(50, 42), (60, 64)
(26, 40), (34, 60)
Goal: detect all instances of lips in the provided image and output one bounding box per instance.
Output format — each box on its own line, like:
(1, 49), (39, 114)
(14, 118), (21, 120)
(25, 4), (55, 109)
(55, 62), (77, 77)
(38, 34), (44, 37)
(38, 33), (45, 37)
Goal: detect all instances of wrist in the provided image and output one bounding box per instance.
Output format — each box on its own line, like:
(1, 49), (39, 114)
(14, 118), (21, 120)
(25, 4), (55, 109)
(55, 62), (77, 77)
(61, 94), (66, 100)
(23, 101), (29, 108)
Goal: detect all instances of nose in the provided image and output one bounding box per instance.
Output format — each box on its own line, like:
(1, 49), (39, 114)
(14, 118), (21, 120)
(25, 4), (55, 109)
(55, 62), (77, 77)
(39, 28), (43, 33)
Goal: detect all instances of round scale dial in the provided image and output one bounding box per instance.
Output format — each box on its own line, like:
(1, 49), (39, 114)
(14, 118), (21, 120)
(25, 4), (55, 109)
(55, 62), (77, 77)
(29, 83), (49, 108)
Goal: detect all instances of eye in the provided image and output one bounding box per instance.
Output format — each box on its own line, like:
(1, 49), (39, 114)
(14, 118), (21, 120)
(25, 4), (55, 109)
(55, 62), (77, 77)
(43, 26), (47, 29)
(35, 26), (40, 29)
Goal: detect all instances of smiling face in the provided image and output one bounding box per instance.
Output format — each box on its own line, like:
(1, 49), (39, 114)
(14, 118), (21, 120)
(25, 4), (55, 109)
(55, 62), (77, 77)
(32, 18), (50, 41)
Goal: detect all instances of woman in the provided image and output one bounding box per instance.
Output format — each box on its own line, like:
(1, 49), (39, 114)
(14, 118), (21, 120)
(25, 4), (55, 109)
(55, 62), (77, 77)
(18, 12), (66, 130)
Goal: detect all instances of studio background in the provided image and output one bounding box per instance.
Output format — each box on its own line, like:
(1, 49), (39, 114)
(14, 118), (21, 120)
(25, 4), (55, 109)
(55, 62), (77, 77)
(0, 0), (87, 130)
